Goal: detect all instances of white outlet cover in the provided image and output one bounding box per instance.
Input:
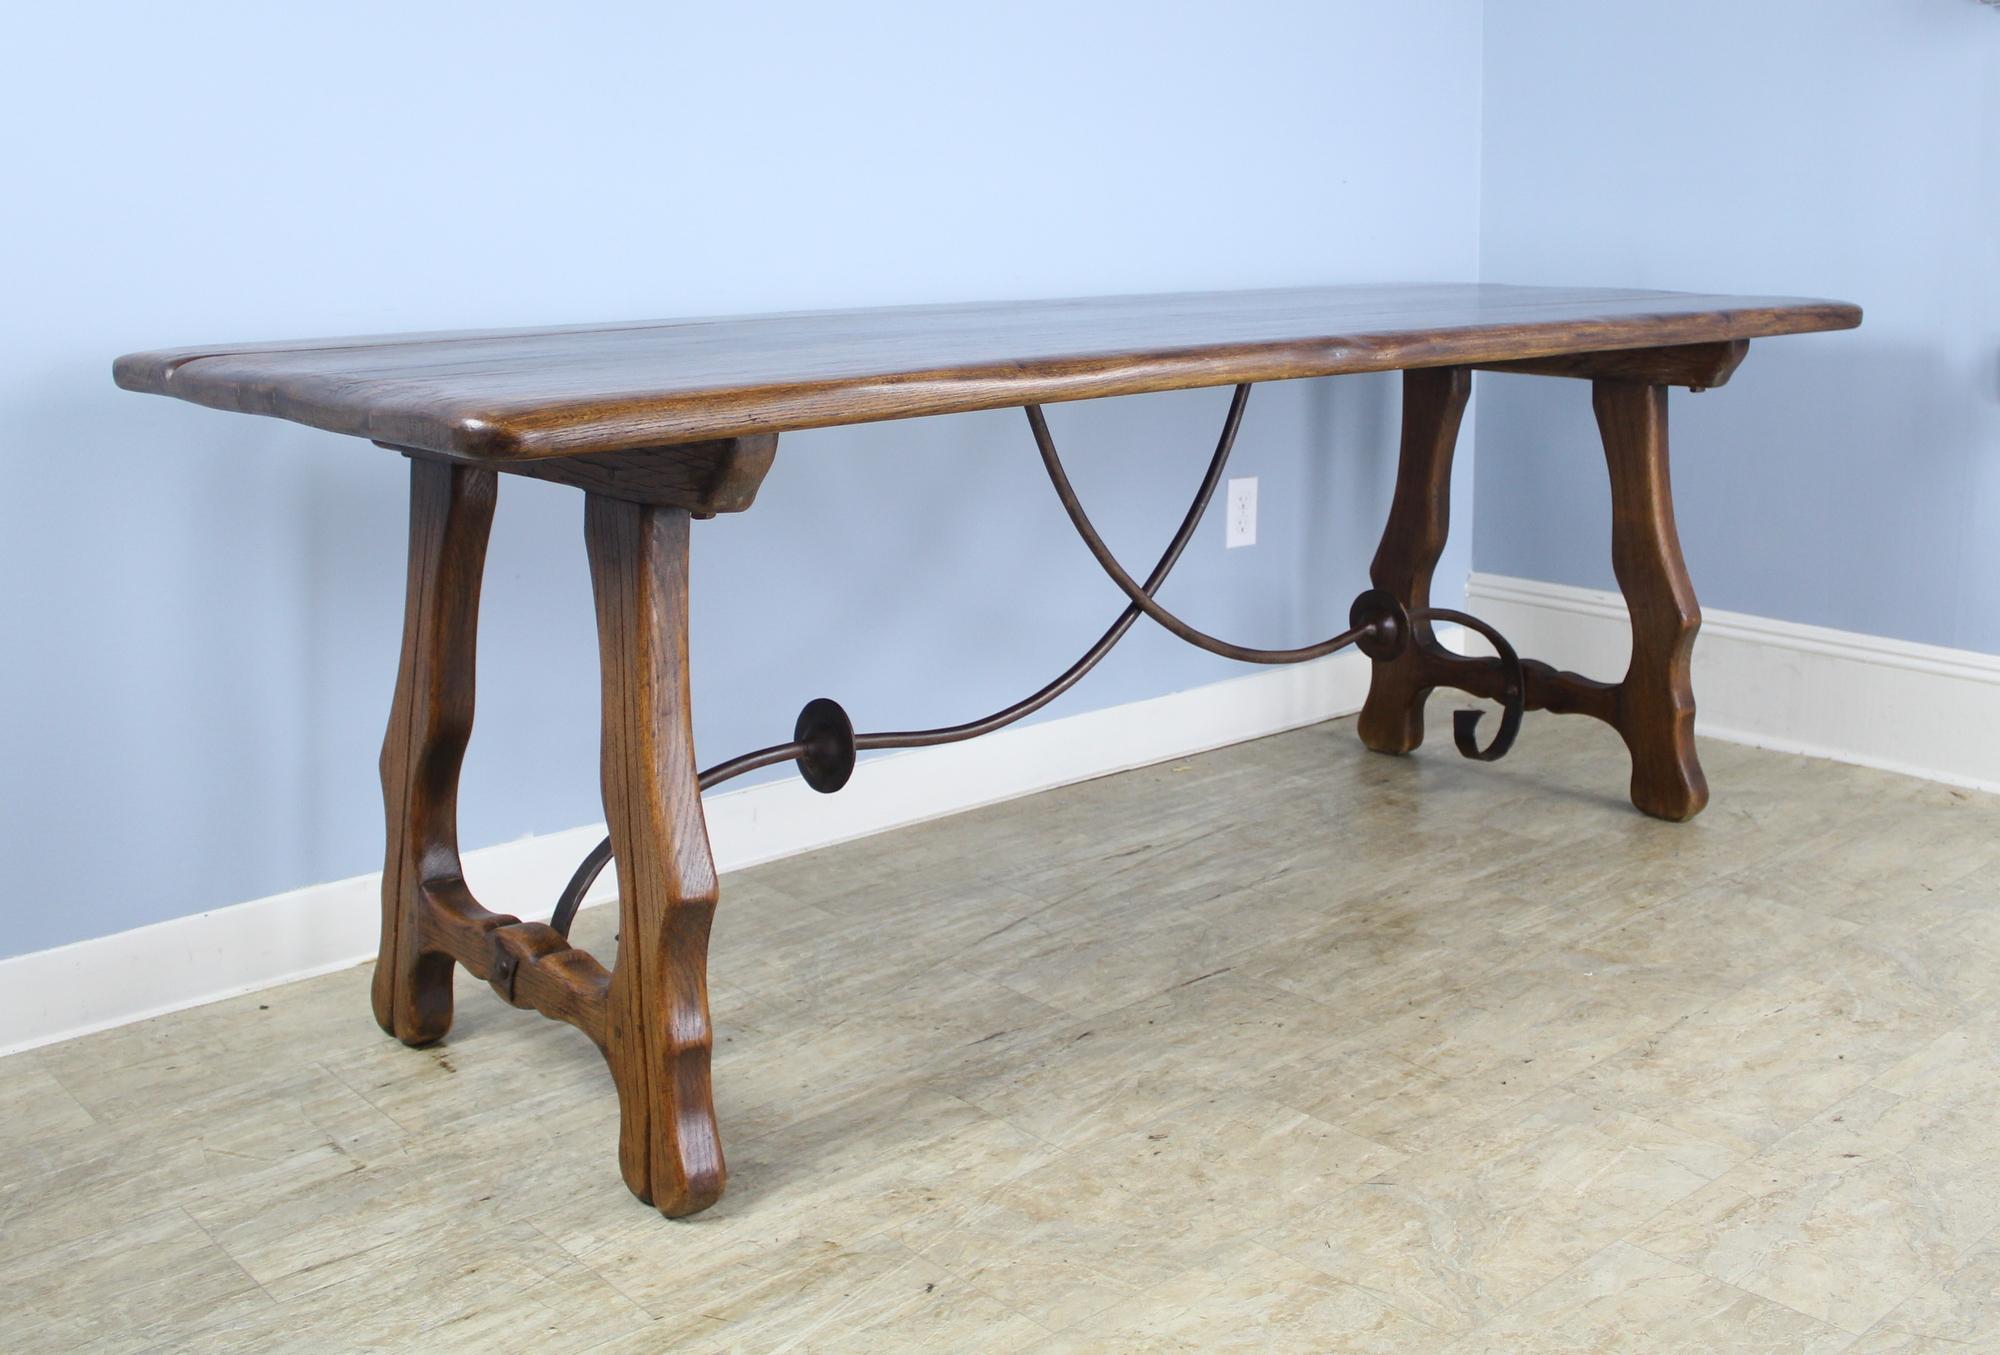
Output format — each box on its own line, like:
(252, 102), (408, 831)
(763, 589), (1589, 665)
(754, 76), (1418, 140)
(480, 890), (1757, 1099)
(1227, 477), (1257, 548)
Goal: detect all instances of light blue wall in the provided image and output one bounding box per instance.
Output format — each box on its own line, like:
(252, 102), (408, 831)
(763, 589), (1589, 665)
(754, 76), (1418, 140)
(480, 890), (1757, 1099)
(0, 3), (1484, 957)
(1475, 1), (2000, 652)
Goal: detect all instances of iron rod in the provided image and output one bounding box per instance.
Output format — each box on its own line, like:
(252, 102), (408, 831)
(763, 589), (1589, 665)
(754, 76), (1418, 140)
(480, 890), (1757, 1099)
(1027, 401), (1378, 665)
(550, 386), (1525, 940)
(1412, 606), (1526, 761)
(551, 384), (1255, 937)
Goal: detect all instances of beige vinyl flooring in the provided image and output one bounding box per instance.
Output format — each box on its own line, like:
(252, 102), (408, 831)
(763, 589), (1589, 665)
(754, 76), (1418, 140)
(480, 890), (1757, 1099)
(5, 712), (2000, 1353)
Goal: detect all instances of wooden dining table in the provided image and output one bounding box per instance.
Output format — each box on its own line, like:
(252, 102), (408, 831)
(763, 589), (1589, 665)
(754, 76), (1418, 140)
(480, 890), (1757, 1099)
(116, 283), (1860, 1217)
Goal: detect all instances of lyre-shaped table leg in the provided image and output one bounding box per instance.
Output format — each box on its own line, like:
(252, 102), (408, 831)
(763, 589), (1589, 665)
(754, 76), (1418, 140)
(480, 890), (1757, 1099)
(1595, 379), (1708, 821)
(374, 459), (496, 1046)
(584, 495), (726, 1217)
(1356, 369), (1708, 821)
(1358, 366), (1472, 754)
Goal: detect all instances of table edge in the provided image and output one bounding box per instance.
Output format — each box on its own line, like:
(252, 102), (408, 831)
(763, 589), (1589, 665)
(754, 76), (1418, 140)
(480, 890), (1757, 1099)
(113, 297), (1862, 461)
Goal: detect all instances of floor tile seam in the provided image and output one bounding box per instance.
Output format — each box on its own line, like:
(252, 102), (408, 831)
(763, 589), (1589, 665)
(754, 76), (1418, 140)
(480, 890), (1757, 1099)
(1551, 1069), (1775, 1166)
(505, 1212), (671, 1337)
(1255, 941), (1524, 1019)
(1425, 1237), (1682, 1349)
(1237, 1230), (1462, 1342)
(976, 934), (1323, 1026)
(1853, 1024), (1990, 1114)
(890, 1217), (1159, 1337)
(0, 1201), (274, 1335)
(31, 1049), (105, 1126)
(570, 1320), (677, 1355)
(741, 877), (1042, 942)
(1536, 955), (1896, 1135)
(1309, 1024), (1767, 1168)
(171, 1202), (284, 1322)
(0, 1192), (143, 1272)
(534, 1222), (694, 1327)
(232, 1164), (583, 1305)
(1470, 1233), (1864, 1351)
(718, 1015), (1080, 1155)
(1611, 1081), (1967, 1339)
(1250, 1206), (1481, 1338)
(1619, 1235), (1916, 1341)
(38, 1208), (286, 1355)
(1849, 1218), (2000, 1347)
(316, 1056), (428, 1140)
(729, 1092), (1070, 1229)
(30, 1045), (110, 1123)
(1537, 859), (1796, 954)
(1545, 1043), (1862, 1162)
(876, 1231), (1060, 1343)
(1250, 1030), (1559, 1161)
(1466, 924), (1725, 1007)
(915, 959), (1078, 1028)
(492, 1207), (672, 1327)
(1001, 819), (1258, 919)
(404, 1254), (657, 1350)
(957, 1082), (1224, 1167)
(1331, 1085), (1757, 1232)
(728, 971), (1080, 1063)
(1302, 1073), (1561, 1165)
(1931, 1218), (2000, 1292)
(1031, 1227), (1454, 1342)
(1316, 978), (1715, 1102)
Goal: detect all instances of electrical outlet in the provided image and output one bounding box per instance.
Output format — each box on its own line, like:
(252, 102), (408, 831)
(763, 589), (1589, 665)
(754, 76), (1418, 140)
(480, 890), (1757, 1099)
(1226, 477), (1257, 548)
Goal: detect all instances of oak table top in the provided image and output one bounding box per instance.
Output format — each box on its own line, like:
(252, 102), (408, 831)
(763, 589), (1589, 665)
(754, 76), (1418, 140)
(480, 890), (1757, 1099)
(113, 283), (1860, 461)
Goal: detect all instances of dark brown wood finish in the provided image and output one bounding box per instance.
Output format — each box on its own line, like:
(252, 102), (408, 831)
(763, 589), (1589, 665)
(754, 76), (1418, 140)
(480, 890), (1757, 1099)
(114, 284), (1857, 458)
(421, 878), (611, 1050)
(1594, 379), (1707, 821)
(1475, 338), (1749, 390)
(1358, 370), (1709, 820)
(374, 458), (494, 1045)
(376, 465), (618, 1051)
(376, 462), (725, 1214)
(1357, 366), (1472, 755)
(396, 433), (779, 516)
(585, 496), (725, 1217)
(117, 280), (1859, 1220)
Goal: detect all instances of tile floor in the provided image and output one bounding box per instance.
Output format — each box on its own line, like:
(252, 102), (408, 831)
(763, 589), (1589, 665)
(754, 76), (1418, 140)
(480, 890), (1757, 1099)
(4, 712), (1998, 1352)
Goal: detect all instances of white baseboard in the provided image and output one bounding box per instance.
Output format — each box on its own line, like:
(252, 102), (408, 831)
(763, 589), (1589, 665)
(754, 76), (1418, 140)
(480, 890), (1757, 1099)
(1467, 572), (2000, 794)
(0, 648), (1385, 1056)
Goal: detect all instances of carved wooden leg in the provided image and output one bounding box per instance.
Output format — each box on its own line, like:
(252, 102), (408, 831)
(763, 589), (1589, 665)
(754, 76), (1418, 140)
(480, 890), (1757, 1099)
(1358, 365), (1472, 754)
(1594, 379), (1707, 821)
(374, 459), (497, 1045)
(584, 495), (725, 1217)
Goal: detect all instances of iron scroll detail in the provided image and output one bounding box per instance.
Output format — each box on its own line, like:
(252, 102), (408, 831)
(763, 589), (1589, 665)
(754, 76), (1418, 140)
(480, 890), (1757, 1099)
(548, 385), (1526, 938)
(1412, 607), (1524, 762)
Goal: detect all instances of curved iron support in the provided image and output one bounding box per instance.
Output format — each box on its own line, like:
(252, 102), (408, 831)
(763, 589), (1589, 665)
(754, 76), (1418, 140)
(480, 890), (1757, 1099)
(551, 384), (1255, 938)
(1412, 606), (1525, 762)
(551, 835), (614, 938)
(1027, 402), (1383, 665)
(547, 385), (1525, 940)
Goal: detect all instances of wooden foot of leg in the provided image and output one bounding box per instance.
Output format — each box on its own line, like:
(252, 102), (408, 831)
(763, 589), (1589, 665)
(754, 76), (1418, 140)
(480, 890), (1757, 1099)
(1359, 366), (1472, 754)
(1594, 379), (1708, 821)
(375, 459), (496, 1045)
(585, 495), (725, 1218)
